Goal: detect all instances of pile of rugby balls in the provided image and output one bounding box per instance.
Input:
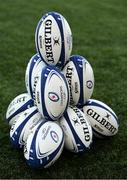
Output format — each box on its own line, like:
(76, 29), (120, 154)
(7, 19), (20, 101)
(6, 11), (119, 168)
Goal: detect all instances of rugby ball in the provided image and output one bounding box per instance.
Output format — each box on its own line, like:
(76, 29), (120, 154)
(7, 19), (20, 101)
(25, 53), (46, 99)
(6, 93), (34, 126)
(35, 65), (69, 121)
(62, 55), (94, 106)
(24, 120), (64, 168)
(59, 106), (93, 153)
(82, 99), (119, 137)
(35, 11), (72, 68)
(10, 106), (42, 148)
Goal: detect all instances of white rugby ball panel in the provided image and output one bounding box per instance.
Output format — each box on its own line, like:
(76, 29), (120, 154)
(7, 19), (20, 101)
(6, 93), (34, 126)
(25, 53), (46, 99)
(35, 11), (72, 68)
(83, 60), (94, 102)
(32, 65), (45, 105)
(35, 76), (44, 117)
(35, 65), (69, 121)
(8, 113), (23, 128)
(36, 14), (62, 66)
(62, 55), (94, 106)
(10, 106), (42, 148)
(60, 106), (93, 153)
(60, 116), (78, 152)
(70, 55), (84, 105)
(44, 141), (64, 168)
(25, 54), (41, 98)
(36, 122), (63, 157)
(24, 121), (64, 168)
(24, 122), (42, 160)
(86, 99), (118, 120)
(44, 69), (69, 119)
(61, 14), (72, 62)
(82, 99), (119, 137)
(31, 58), (46, 100)
(62, 60), (80, 105)
(20, 109), (42, 145)
(68, 106), (92, 147)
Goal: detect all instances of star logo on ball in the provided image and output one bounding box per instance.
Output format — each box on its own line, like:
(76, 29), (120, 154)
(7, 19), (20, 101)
(53, 37), (60, 46)
(24, 112), (28, 116)
(72, 118), (80, 126)
(105, 113), (111, 119)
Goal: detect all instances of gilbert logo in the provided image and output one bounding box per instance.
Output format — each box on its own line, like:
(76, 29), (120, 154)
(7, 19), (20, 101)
(87, 108), (117, 134)
(48, 92), (59, 102)
(44, 19), (54, 63)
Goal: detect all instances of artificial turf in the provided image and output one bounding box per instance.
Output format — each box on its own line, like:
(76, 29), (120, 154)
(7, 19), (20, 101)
(0, 0), (127, 178)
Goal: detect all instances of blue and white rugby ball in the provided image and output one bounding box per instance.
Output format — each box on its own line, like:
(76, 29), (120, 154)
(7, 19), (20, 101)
(82, 99), (119, 138)
(25, 53), (46, 100)
(35, 11), (72, 68)
(6, 93), (34, 126)
(62, 55), (94, 106)
(35, 65), (69, 121)
(10, 106), (42, 148)
(59, 106), (93, 153)
(24, 120), (64, 168)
